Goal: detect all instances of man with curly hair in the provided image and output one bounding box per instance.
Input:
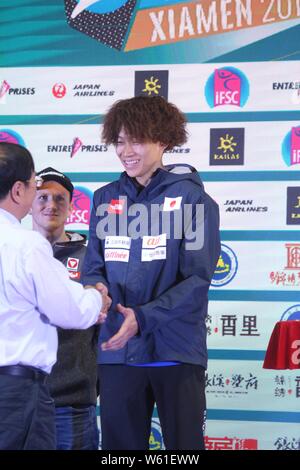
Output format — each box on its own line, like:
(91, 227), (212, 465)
(82, 96), (220, 450)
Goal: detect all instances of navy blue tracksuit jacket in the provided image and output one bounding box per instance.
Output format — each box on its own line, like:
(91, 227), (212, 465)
(82, 164), (220, 368)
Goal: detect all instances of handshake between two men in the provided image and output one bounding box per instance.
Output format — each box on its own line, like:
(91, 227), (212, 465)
(85, 282), (139, 351)
(85, 282), (112, 324)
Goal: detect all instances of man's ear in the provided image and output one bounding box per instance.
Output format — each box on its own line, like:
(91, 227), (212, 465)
(10, 181), (25, 204)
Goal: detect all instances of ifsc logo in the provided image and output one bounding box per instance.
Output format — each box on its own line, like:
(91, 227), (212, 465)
(212, 243), (238, 287)
(280, 305), (300, 321)
(66, 186), (93, 230)
(205, 67), (249, 108)
(0, 128), (26, 146)
(281, 126), (300, 167)
(64, 0), (137, 50)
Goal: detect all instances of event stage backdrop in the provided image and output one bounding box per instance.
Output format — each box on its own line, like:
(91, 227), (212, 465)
(1, 0), (300, 450)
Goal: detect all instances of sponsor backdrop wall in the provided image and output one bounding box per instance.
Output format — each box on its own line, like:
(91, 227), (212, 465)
(1, 0), (299, 450)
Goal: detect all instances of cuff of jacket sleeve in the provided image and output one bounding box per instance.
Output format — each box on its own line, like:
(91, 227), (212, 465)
(133, 305), (146, 335)
(81, 276), (108, 288)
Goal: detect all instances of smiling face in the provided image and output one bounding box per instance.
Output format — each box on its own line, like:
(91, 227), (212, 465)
(115, 129), (166, 186)
(31, 180), (72, 239)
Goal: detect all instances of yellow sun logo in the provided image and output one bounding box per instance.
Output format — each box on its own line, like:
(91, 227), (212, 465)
(143, 77), (161, 96)
(218, 134), (237, 153)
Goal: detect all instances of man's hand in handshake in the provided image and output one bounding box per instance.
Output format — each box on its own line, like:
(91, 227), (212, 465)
(101, 304), (139, 351)
(85, 282), (112, 324)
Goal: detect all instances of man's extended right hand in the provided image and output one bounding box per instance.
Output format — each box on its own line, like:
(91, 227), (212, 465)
(96, 282), (111, 324)
(85, 282), (112, 324)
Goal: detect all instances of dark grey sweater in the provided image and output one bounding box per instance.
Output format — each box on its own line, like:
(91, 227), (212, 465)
(49, 232), (99, 407)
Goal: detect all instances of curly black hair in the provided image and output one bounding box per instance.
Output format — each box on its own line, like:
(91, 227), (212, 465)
(102, 96), (187, 151)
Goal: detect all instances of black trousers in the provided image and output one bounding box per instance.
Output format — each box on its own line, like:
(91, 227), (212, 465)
(98, 364), (206, 450)
(0, 374), (56, 450)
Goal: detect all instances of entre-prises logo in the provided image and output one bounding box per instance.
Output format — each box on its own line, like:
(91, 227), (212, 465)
(95, 196), (205, 251)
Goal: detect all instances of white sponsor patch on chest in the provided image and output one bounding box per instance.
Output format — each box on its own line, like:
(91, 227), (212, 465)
(105, 249), (130, 263)
(141, 234), (167, 262)
(141, 247), (166, 262)
(142, 234), (166, 249)
(104, 236), (131, 262)
(105, 236), (131, 249)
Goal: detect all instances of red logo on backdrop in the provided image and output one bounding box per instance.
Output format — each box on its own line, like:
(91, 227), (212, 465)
(285, 243), (300, 270)
(269, 243), (300, 288)
(52, 83), (67, 98)
(67, 257), (79, 271)
(205, 436), (258, 450)
(108, 199), (125, 215)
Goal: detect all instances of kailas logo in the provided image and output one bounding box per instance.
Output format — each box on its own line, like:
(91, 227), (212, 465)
(70, 137), (83, 158)
(135, 70), (169, 99)
(212, 243), (238, 287)
(205, 67), (249, 108)
(210, 128), (245, 165)
(52, 83), (67, 99)
(64, 0), (137, 51)
(0, 129), (25, 146)
(66, 186), (93, 229)
(282, 126), (300, 167)
(286, 187), (300, 225)
(280, 305), (300, 321)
